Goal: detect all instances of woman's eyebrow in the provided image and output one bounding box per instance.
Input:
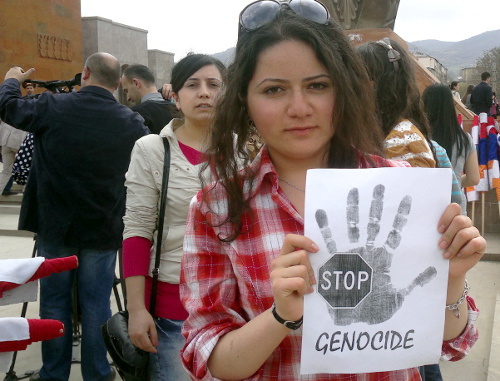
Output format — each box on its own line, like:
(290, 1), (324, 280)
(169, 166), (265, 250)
(185, 77), (222, 82)
(255, 74), (331, 88)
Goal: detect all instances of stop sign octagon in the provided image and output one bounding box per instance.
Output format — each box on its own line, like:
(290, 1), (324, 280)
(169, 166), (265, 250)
(318, 253), (373, 309)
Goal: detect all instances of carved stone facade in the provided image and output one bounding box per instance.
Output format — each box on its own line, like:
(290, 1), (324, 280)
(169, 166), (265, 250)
(0, 0), (83, 90)
(37, 34), (73, 62)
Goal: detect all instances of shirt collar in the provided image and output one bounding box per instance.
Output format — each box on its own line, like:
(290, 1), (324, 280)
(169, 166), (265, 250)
(244, 145), (279, 200)
(141, 92), (164, 103)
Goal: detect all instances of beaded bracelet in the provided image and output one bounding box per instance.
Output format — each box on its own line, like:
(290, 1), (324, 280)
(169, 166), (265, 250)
(446, 279), (469, 318)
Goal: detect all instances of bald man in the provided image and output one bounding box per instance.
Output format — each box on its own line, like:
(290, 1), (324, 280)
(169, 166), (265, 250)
(0, 52), (149, 381)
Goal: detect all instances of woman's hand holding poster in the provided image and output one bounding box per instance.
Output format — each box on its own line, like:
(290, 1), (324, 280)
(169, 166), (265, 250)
(301, 168), (452, 375)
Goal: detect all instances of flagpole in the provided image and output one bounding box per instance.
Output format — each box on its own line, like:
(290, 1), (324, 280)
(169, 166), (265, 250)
(471, 201), (475, 226)
(481, 192), (485, 236)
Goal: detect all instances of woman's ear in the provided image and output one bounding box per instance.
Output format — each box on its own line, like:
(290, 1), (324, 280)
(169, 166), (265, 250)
(172, 92), (181, 111)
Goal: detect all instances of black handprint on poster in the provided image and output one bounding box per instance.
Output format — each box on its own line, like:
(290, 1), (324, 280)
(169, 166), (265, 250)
(315, 185), (437, 326)
(301, 168), (451, 375)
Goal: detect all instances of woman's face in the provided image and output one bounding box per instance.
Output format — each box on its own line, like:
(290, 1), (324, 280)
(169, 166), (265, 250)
(174, 64), (223, 125)
(246, 39), (335, 164)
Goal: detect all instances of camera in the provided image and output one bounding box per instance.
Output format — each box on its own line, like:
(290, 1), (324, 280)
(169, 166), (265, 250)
(23, 73), (81, 93)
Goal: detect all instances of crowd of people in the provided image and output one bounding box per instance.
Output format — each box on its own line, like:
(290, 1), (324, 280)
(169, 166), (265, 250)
(0, 0), (492, 380)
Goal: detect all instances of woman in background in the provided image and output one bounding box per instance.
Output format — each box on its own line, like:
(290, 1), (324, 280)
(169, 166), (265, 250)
(357, 38), (466, 214)
(461, 84), (474, 110)
(122, 53), (225, 380)
(490, 91), (498, 118)
(357, 39), (465, 379)
(450, 81), (461, 102)
(423, 83), (480, 193)
(180, 3), (484, 380)
(357, 38), (436, 169)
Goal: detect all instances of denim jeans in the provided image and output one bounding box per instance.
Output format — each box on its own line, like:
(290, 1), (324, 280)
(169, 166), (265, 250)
(148, 318), (190, 381)
(36, 236), (116, 381)
(423, 363), (443, 381)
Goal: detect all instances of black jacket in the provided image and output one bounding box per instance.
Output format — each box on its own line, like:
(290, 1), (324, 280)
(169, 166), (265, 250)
(132, 99), (175, 134)
(471, 81), (493, 115)
(0, 79), (149, 249)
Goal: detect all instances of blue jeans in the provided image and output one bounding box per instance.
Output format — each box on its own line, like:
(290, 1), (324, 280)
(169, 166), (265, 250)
(148, 318), (190, 381)
(423, 363), (443, 381)
(36, 236), (116, 381)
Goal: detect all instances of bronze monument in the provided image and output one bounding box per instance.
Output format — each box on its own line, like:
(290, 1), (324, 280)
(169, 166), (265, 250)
(323, 0), (400, 30)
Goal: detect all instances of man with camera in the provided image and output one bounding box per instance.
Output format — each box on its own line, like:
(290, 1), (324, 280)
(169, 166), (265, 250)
(0, 52), (149, 381)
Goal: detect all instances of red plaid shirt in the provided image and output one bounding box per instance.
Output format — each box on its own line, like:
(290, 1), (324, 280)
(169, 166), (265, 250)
(180, 147), (479, 381)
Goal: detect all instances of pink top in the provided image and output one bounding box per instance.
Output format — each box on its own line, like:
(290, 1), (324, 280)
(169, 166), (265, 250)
(178, 140), (204, 165)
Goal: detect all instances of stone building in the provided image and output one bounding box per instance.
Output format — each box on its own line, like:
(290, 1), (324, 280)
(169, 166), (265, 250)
(0, 0), (174, 100)
(0, 0), (84, 93)
(413, 53), (448, 85)
(81, 16), (175, 102)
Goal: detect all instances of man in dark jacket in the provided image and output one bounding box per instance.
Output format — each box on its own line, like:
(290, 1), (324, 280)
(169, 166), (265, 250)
(0, 52), (149, 381)
(471, 71), (493, 115)
(121, 64), (174, 134)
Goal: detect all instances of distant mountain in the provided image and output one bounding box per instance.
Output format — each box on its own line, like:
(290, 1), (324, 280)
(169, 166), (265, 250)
(210, 30), (500, 81)
(212, 47), (235, 66)
(408, 29), (500, 79)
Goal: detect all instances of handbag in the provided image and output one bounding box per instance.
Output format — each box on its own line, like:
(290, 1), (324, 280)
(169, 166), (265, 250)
(102, 136), (171, 381)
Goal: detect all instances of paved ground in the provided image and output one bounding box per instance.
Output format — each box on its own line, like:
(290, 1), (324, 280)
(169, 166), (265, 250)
(1, 184), (499, 380)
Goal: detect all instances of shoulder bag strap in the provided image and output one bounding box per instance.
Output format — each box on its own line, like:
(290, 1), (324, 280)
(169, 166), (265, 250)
(149, 136), (170, 317)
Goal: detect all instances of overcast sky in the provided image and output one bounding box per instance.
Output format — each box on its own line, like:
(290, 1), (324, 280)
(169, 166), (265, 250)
(81, 0), (500, 60)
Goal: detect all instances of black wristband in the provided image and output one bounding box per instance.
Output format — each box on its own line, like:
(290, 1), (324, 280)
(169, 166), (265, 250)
(271, 303), (303, 330)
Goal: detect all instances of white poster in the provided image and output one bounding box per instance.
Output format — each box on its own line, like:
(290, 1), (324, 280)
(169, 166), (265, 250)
(301, 168), (451, 375)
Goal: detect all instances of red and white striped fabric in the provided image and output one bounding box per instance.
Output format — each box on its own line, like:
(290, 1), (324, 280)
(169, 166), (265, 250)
(486, 116), (499, 189)
(0, 256), (78, 298)
(0, 318), (64, 372)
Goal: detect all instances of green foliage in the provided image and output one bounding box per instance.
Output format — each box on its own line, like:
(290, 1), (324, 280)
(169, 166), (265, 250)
(476, 47), (500, 72)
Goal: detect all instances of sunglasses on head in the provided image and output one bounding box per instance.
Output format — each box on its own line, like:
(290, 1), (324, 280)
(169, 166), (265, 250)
(239, 0), (330, 33)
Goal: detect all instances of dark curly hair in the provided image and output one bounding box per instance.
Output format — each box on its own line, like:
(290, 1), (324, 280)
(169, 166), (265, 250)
(200, 10), (384, 242)
(356, 40), (429, 136)
(356, 39), (436, 162)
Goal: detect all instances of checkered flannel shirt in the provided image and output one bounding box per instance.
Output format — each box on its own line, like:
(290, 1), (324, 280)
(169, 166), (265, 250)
(180, 147), (479, 381)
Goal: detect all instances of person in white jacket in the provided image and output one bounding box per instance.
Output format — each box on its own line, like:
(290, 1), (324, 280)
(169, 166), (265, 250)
(0, 120), (27, 195)
(121, 53), (226, 381)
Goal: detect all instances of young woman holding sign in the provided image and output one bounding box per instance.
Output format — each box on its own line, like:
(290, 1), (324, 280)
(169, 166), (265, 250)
(179, 1), (485, 380)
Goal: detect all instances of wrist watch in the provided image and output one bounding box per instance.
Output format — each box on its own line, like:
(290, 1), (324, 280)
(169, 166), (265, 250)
(271, 303), (303, 330)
